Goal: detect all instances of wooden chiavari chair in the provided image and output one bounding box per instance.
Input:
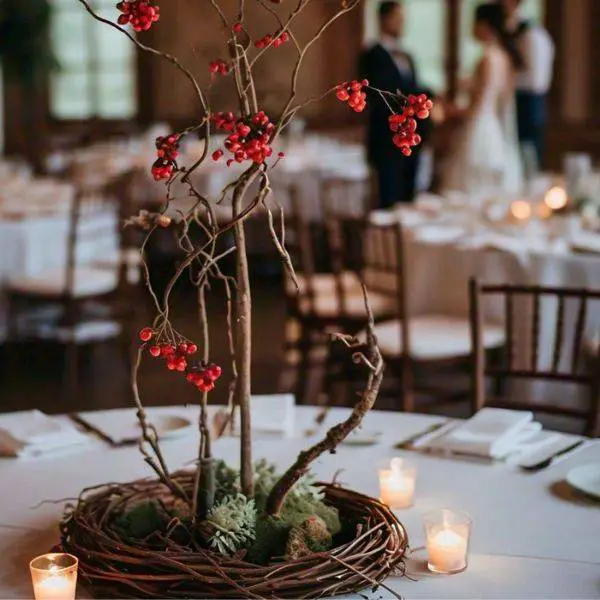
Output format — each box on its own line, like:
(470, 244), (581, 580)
(469, 279), (600, 436)
(362, 219), (506, 412)
(6, 171), (141, 403)
(281, 180), (394, 402)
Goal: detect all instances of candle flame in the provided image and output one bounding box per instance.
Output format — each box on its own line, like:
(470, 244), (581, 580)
(510, 200), (532, 220)
(544, 186), (568, 210)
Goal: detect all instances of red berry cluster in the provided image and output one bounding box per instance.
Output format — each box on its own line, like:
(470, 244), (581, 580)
(212, 111), (274, 166)
(336, 79), (369, 113)
(388, 94), (433, 156)
(139, 328), (222, 393)
(254, 30), (289, 49)
(116, 0), (159, 31)
(185, 363), (222, 393)
(151, 134), (180, 181)
(209, 59), (230, 76)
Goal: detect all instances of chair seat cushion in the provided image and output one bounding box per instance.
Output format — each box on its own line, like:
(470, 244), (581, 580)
(288, 272), (396, 319)
(9, 267), (118, 298)
(364, 315), (505, 361)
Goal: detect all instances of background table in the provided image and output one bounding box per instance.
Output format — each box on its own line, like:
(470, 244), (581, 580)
(0, 406), (598, 598)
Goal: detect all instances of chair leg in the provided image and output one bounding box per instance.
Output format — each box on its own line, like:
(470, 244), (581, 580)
(64, 341), (80, 405)
(294, 328), (314, 405)
(401, 358), (415, 413)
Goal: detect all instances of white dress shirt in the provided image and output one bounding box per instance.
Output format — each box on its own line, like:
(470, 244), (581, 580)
(378, 34), (413, 76)
(515, 23), (555, 94)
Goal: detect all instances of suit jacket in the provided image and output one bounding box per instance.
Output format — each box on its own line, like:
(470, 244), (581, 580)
(359, 43), (424, 165)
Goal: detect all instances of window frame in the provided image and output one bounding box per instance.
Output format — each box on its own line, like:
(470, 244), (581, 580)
(47, 0), (141, 125)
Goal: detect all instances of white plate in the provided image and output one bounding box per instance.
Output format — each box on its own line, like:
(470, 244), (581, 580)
(150, 415), (194, 440)
(566, 463), (600, 500)
(341, 429), (382, 446)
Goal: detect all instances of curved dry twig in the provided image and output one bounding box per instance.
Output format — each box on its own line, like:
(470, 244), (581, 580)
(266, 285), (384, 516)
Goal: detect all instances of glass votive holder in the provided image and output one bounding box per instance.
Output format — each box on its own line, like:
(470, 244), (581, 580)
(378, 457), (417, 509)
(30, 553), (78, 600)
(423, 509), (472, 574)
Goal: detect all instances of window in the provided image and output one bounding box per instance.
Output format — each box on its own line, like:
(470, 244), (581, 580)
(363, 0), (446, 93)
(50, 0), (137, 119)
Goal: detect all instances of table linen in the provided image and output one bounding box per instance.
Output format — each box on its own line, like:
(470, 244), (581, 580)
(0, 406), (597, 599)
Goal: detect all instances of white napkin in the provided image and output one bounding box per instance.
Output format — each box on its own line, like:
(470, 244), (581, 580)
(508, 432), (588, 468)
(232, 394), (295, 438)
(421, 408), (541, 459)
(0, 410), (90, 458)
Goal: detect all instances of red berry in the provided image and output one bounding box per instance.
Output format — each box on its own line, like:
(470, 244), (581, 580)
(139, 327), (153, 342)
(149, 345), (161, 357)
(233, 22), (243, 33)
(186, 343), (198, 355)
(177, 343), (188, 354)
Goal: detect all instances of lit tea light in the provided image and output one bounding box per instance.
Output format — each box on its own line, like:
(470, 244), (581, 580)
(510, 200), (532, 221)
(378, 458), (416, 509)
(544, 186), (568, 210)
(30, 553), (78, 600)
(423, 509), (472, 574)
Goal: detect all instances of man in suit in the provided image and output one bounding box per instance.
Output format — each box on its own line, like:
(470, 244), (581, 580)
(359, 0), (425, 208)
(501, 0), (555, 168)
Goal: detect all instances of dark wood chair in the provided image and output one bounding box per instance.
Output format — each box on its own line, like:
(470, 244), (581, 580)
(5, 171), (141, 404)
(362, 219), (505, 412)
(469, 279), (600, 437)
(281, 181), (393, 402)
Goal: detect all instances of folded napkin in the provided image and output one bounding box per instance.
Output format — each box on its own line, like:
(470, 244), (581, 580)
(421, 408), (541, 459)
(0, 410), (90, 458)
(508, 432), (587, 468)
(231, 394), (295, 438)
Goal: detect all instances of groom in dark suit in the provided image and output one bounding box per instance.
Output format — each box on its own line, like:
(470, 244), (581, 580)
(359, 1), (426, 208)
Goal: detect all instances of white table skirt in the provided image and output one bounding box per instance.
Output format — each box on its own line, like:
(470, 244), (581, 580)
(0, 406), (598, 598)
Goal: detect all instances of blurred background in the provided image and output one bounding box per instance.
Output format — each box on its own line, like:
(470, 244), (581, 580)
(0, 0), (598, 429)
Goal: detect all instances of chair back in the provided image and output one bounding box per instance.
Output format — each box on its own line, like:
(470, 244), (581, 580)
(283, 181), (363, 323)
(469, 278), (600, 435)
(363, 218), (410, 350)
(64, 170), (137, 298)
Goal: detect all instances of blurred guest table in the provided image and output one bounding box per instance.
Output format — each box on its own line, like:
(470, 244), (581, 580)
(0, 406), (598, 598)
(0, 177), (118, 341)
(367, 194), (600, 407)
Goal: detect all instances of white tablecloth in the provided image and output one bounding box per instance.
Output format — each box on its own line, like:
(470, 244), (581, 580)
(0, 406), (598, 598)
(0, 209), (119, 340)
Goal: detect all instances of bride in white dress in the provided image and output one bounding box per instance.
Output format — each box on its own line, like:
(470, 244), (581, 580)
(441, 2), (523, 199)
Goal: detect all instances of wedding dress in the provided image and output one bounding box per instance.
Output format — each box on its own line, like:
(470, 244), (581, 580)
(441, 43), (523, 200)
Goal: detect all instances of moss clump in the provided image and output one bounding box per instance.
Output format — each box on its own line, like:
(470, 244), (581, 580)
(112, 500), (170, 542)
(285, 515), (332, 560)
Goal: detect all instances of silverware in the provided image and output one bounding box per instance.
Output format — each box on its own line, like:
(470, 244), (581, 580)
(520, 440), (585, 472)
(394, 421), (450, 450)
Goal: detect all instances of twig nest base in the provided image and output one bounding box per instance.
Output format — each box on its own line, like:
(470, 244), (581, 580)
(60, 472), (408, 599)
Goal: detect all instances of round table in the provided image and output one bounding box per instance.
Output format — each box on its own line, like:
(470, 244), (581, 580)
(0, 406), (598, 598)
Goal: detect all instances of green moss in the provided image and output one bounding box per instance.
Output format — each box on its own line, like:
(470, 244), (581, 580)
(112, 500), (170, 541)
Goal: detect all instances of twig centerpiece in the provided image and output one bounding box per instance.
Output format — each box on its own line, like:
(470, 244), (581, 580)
(60, 1), (431, 597)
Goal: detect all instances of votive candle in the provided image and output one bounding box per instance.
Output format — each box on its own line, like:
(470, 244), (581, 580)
(423, 509), (472, 574)
(30, 553), (78, 600)
(378, 458), (416, 509)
